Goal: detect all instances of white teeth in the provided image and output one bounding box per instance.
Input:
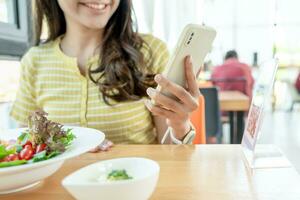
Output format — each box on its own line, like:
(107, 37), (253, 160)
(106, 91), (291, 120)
(85, 3), (106, 10)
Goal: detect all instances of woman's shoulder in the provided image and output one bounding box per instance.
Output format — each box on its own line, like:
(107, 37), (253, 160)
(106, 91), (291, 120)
(20, 39), (60, 71)
(22, 39), (58, 62)
(27, 39), (57, 54)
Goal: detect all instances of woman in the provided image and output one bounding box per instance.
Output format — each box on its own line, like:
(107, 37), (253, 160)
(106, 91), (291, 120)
(10, 0), (200, 149)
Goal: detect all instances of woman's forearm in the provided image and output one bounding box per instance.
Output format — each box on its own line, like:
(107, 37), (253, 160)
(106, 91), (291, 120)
(153, 116), (170, 144)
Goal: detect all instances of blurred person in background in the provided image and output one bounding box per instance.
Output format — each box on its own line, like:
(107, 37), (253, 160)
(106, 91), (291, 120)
(295, 71), (300, 94)
(211, 50), (254, 100)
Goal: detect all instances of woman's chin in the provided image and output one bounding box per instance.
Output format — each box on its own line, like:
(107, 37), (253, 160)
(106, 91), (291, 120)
(82, 21), (108, 30)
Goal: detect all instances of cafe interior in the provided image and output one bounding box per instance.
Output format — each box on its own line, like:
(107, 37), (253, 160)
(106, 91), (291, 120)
(0, 0), (300, 199)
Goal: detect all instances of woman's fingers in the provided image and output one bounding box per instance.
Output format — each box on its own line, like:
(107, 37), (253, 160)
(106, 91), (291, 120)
(145, 100), (190, 136)
(184, 56), (200, 98)
(146, 88), (186, 115)
(144, 99), (180, 120)
(154, 75), (198, 112)
(99, 140), (114, 151)
(89, 147), (100, 153)
(89, 139), (114, 152)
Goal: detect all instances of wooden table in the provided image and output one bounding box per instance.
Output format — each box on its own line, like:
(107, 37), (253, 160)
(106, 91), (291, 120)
(2, 145), (300, 200)
(219, 91), (250, 144)
(219, 91), (250, 111)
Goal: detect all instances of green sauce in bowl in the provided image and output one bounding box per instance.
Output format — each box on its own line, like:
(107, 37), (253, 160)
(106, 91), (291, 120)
(107, 169), (132, 181)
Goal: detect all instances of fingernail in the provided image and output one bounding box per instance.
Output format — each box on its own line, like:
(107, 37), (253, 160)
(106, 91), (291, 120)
(189, 56), (193, 64)
(146, 87), (156, 97)
(154, 74), (162, 82)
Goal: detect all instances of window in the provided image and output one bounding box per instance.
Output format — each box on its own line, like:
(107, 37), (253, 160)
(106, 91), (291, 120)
(0, 59), (20, 102)
(0, 0), (33, 57)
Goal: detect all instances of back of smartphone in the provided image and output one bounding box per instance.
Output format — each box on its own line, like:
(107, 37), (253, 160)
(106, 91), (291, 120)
(158, 24), (216, 98)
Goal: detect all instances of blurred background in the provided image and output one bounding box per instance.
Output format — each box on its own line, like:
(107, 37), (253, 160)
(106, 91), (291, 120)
(0, 0), (299, 170)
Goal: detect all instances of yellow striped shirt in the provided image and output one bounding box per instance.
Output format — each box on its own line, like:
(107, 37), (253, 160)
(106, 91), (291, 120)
(10, 34), (170, 144)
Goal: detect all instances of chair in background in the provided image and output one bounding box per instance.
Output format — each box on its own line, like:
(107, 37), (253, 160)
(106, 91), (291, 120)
(211, 77), (247, 96)
(210, 77), (248, 138)
(199, 87), (222, 143)
(191, 95), (206, 144)
(197, 80), (213, 88)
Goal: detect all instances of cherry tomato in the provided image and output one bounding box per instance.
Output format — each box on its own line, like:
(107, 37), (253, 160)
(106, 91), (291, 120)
(36, 143), (47, 153)
(4, 154), (19, 162)
(19, 146), (34, 160)
(22, 141), (32, 148)
(24, 144), (36, 154)
(3, 157), (9, 162)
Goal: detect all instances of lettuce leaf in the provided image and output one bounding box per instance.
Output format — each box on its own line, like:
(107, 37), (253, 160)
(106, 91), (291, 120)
(17, 132), (30, 146)
(59, 129), (76, 146)
(0, 145), (15, 159)
(31, 150), (47, 162)
(0, 160), (27, 168)
(46, 151), (61, 159)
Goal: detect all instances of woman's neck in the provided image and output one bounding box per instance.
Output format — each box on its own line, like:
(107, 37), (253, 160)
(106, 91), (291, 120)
(61, 25), (103, 58)
(60, 20), (104, 75)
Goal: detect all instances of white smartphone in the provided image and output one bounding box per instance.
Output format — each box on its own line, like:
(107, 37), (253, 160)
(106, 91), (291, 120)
(157, 24), (216, 98)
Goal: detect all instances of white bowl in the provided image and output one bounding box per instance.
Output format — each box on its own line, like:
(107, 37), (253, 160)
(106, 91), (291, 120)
(62, 157), (160, 200)
(0, 126), (105, 194)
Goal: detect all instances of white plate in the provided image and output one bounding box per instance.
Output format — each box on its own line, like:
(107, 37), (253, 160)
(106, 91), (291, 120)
(0, 126), (105, 194)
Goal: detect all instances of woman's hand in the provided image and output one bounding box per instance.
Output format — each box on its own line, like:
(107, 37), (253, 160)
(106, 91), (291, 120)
(144, 56), (201, 140)
(89, 139), (114, 152)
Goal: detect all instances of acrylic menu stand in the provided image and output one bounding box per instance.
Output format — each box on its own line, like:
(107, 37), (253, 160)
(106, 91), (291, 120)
(241, 59), (291, 169)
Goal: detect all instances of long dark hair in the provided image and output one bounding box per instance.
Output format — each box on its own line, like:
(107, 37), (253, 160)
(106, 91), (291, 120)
(34, 0), (155, 104)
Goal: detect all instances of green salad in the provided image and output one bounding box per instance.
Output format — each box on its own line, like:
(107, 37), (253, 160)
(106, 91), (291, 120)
(0, 110), (75, 168)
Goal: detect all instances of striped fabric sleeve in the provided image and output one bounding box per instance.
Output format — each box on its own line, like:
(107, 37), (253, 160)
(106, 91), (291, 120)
(10, 49), (38, 125)
(141, 34), (170, 74)
(151, 37), (170, 74)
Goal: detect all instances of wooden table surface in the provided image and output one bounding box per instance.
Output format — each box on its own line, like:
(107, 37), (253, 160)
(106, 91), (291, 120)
(219, 91), (250, 111)
(2, 145), (300, 200)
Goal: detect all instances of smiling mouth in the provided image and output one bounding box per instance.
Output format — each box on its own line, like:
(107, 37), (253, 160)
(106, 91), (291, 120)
(80, 2), (109, 11)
